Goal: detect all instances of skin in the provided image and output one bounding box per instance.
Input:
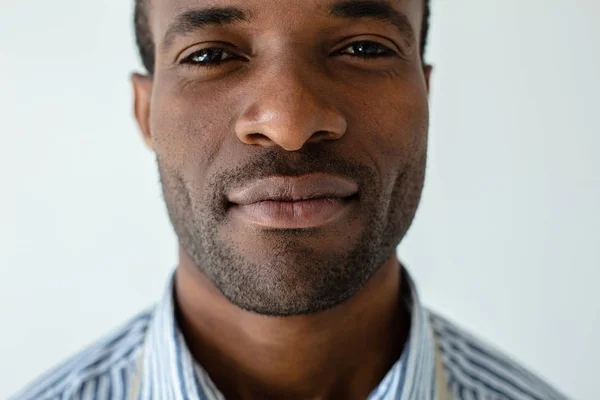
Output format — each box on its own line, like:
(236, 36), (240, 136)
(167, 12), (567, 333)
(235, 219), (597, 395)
(132, 0), (431, 398)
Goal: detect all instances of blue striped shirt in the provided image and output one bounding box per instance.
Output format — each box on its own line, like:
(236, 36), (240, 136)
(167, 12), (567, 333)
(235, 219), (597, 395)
(11, 269), (567, 400)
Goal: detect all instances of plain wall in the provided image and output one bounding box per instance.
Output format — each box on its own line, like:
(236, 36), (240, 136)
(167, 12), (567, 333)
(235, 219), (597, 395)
(1, 0), (598, 398)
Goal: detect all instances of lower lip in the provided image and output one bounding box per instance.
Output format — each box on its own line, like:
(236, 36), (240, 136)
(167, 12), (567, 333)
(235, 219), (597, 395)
(229, 198), (355, 229)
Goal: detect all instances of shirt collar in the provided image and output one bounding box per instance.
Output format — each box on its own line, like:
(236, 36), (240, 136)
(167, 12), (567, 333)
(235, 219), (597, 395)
(141, 267), (436, 400)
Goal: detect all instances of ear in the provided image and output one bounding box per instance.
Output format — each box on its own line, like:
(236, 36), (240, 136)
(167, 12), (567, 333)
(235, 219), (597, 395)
(423, 64), (433, 95)
(131, 73), (154, 150)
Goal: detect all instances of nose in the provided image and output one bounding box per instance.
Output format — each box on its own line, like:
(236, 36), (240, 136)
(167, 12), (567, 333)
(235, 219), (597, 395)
(235, 66), (347, 151)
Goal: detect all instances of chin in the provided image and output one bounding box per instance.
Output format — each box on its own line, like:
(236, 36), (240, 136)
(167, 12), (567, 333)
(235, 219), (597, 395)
(198, 222), (383, 317)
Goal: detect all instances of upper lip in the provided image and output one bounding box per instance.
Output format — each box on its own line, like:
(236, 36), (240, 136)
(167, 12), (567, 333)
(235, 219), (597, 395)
(228, 173), (359, 206)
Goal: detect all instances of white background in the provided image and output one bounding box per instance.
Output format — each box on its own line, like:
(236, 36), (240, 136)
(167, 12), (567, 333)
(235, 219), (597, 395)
(1, 0), (598, 398)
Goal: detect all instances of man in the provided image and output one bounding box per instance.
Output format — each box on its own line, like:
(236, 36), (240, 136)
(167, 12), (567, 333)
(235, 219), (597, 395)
(13, 0), (566, 399)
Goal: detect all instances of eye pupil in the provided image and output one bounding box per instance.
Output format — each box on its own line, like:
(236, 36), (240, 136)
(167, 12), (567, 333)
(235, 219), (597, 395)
(340, 41), (395, 59)
(193, 48), (224, 63)
(353, 41), (385, 55)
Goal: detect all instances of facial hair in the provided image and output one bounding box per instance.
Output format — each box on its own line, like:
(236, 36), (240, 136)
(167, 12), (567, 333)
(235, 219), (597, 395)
(158, 146), (425, 316)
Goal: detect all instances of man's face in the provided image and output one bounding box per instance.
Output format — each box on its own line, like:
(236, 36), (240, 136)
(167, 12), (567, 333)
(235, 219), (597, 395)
(134, 0), (430, 316)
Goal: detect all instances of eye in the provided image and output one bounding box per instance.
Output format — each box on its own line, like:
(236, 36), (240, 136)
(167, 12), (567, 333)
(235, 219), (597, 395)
(180, 47), (244, 67)
(335, 40), (397, 59)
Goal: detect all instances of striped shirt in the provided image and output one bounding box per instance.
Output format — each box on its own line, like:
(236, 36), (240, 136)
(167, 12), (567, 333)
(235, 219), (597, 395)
(12, 268), (566, 400)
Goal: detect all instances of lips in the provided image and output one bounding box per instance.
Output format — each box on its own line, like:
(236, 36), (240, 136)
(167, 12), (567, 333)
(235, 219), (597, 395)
(228, 173), (359, 205)
(227, 174), (359, 229)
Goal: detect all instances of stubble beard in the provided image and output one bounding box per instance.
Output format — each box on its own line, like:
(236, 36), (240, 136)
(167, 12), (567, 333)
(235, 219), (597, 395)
(158, 148), (425, 317)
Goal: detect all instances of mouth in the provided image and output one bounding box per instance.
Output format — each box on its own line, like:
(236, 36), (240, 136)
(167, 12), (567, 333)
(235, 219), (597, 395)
(227, 173), (359, 229)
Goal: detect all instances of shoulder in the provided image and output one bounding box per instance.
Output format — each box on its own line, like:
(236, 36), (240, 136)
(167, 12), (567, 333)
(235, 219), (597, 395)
(427, 310), (567, 400)
(11, 310), (153, 400)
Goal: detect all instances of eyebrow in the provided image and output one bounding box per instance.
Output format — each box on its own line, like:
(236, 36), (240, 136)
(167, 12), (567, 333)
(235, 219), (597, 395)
(162, 7), (249, 50)
(161, 1), (415, 51)
(329, 0), (415, 41)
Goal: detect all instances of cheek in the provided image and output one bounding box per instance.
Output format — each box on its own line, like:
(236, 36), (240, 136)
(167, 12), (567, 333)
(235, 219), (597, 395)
(376, 75), (428, 147)
(346, 77), (429, 179)
(385, 91), (429, 157)
(149, 81), (237, 178)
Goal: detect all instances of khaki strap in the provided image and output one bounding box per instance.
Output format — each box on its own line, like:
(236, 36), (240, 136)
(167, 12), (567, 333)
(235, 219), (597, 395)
(128, 340), (146, 400)
(435, 343), (452, 400)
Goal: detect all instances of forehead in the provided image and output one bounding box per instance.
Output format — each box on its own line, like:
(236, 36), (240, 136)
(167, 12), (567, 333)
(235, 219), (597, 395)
(147, 0), (424, 43)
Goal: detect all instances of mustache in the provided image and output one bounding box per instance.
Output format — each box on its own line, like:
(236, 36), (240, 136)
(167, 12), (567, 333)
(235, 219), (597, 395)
(208, 147), (377, 196)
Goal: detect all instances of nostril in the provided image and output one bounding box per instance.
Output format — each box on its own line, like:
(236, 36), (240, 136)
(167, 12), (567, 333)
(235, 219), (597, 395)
(309, 130), (338, 143)
(245, 133), (270, 145)
(247, 133), (263, 141)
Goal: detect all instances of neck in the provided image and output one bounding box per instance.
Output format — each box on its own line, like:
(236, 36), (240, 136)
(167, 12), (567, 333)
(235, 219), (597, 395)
(174, 248), (410, 400)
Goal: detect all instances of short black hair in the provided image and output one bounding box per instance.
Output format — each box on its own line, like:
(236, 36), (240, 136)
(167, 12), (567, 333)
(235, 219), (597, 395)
(134, 0), (431, 74)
